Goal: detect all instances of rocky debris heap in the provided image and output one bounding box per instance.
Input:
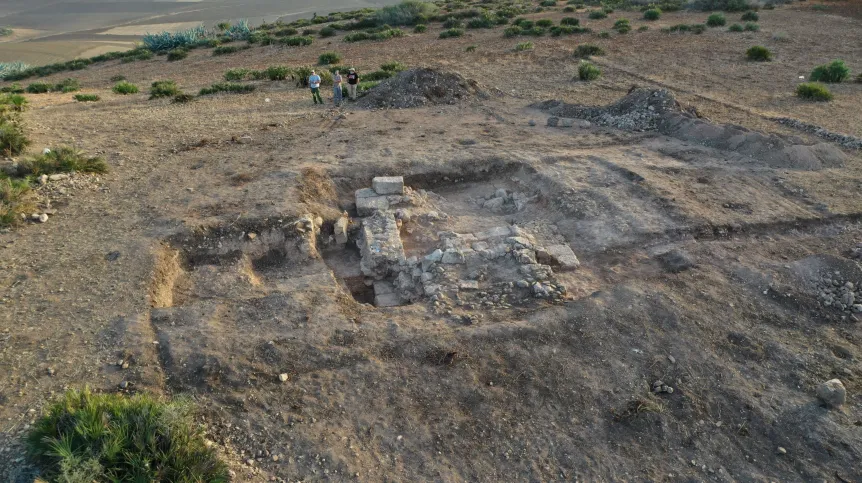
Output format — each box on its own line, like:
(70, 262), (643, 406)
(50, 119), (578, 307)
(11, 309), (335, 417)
(536, 88), (680, 132)
(849, 242), (862, 260)
(351, 177), (580, 311)
(772, 117), (862, 150)
(538, 88), (847, 170)
(355, 68), (487, 109)
(814, 271), (862, 313)
(652, 380), (674, 394)
(477, 187), (538, 214)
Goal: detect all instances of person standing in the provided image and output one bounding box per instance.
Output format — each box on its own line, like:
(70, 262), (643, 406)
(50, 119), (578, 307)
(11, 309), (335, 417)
(332, 70), (343, 107)
(308, 70), (322, 104)
(346, 68), (359, 101)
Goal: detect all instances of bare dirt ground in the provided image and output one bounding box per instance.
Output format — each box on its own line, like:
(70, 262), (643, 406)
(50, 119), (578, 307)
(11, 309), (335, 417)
(1, 1), (862, 481)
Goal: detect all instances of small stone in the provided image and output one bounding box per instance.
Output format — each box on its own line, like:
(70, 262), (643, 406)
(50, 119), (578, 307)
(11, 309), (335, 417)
(119, 381), (129, 389)
(38, 174), (47, 185)
(816, 379), (846, 408)
(278, 373), (289, 382)
(37, 214), (48, 223)
(483, 197), (505, 212)
(441, 249), (465, 264)
(46, 367), (55, 376)
(667, 355), (676, 364)
(777, 447), (787, 455)
(494, 188), (508, 199)
(528, 120), (536, 127)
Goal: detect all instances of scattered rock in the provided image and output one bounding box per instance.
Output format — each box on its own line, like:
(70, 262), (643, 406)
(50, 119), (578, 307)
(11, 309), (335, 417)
(278, 373), (289, 382)
(816, 379), (846, 408)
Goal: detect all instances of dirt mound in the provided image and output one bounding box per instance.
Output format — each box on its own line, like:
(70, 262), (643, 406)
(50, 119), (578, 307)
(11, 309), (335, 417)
(356, 68), (486, 109)
(537, 88), (848, 170)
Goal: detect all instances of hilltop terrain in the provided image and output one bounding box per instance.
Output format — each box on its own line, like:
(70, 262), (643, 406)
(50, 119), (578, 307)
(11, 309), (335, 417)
(0, 0), (861, 481)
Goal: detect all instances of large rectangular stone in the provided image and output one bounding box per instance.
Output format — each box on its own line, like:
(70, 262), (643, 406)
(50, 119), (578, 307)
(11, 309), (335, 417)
(356, 195), (390, 216)
(543, 244), (580, 271)
(334, 215), (349, 245)
(373, 176), (404, 195)
(359, 212), (406, 278)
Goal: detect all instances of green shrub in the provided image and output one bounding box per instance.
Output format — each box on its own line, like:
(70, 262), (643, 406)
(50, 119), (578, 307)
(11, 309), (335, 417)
(343, 28), (404, 42)
(0, 122), (29, 156)
(25, 388), (228, 482)
(302, 28), (318, 36)
(745, 45), (772, 61)
(504, 26), (522, 37)
(613, 18), (631, 33)
(536, 19), (554, 28)
(550, 25), (591, 36)
(598, 30), (611, 38)
(199, 82), (255, 95)
(796, 82), (832, 101)
(578, 61), (601, 81)
(374, 1), (439, 26)
(809, 60), (850, 83)
(414, 24), (427, 32)
(540, 0), (557, 6)
(439, 28), (465, 38)
(318, 52), (342, 64)
(524, 26), (547, 36)
(515, 41), (535, 51)
(264, 65), (291, 80)
(150, 80), (181, 99)
(443, 18), (464, 29)
(224, 68), (249, 81)
(109, 75), (126, 82)
(54, 78), (80, 93)
(467, 15), (497, 29)
(320, 26), (337, 37)
(26, 83), (51, 94)
(363, 70), (394, 81)
(706, 13), (726, 27)
(0, 94), (28, 111)
(120, 49), (153, 63)
(0, 83), (25, 94)
(563, 6), (576, 12)
(74, 94), (99, 102)
(728, 23), (743, 32)
(644, 8), (661, 20)
(744, 22), (759, 31)
(638, 25), (649, 31)
(112, 81), (139, 95)
(16, 146), (107, 176)
(166, 48), (188, 61)
(381, 61), (406, 72)
(280, 36), (314, 46)
(513, 18), (533, 28)
(466, 44), (477, 52)
(213, 45), (250, 55)
(357, 80), (381, 93)
(691, 24), (707, 34)
(740, 11), (758, 21)
(561, 17), (580, 26)
(0, 177), (34, 227)
(588, 10), (607, 19)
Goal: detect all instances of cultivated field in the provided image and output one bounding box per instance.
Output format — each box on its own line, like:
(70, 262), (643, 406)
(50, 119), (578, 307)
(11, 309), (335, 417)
(0, 0), (861, 481)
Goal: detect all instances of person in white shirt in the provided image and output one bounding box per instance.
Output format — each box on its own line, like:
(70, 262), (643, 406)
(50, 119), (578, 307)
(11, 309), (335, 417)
(308, 70), (322, 104)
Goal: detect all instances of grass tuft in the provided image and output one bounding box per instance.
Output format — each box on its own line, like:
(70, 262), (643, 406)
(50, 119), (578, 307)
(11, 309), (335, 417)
(112, 81), (139, 95)
(796, 82), (832, 102)
(167, 48), (189, 61)
(0, 177), (35, 228)
(25, 388), (229, 482)
(578, 60), (601, 81)
(514, 41), (534, 51)
(740, 11), (758, 22)
(74, 94), (100, 102)
(706, 13), (726, 27)
(318, 52), (342, 65)
(16, 146), (107, 176)
(199, 82), (256, 95)
(745, 45), (772, 61)
(574, 44), (604, 57)
(644, 8), (661, 21)
(439, 28), (465, 38)
(150, 80), (181, 99)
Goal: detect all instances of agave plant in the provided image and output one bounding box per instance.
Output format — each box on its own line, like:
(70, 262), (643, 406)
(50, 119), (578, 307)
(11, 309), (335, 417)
(0, 62), (30, 80)
(142, 25), (207, 51)
(223, 19), (251, 40)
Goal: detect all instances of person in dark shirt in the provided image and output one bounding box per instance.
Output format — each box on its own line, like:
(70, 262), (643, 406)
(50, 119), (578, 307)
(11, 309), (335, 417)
(346, 68), (359, 101)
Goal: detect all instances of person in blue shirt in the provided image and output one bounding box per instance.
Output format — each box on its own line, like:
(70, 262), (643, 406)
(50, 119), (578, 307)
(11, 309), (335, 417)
(308, 70), (322, 104)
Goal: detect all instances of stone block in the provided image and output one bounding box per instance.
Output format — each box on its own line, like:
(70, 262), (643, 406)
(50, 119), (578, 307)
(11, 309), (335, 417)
(476, 226), (512, 240)
(459, 280), (479, 290)
(356, 196), (390, 217)
(359, 213), (406, 278)
(373, 176), (404, 195)
(356, 188), (377, 198)
(483, 197), (506, 212)
(544, 244), (580, 271)
(441, 249), (465, 264)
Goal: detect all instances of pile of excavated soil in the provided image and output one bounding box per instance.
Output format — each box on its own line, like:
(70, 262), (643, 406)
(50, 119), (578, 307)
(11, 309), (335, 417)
(537, 88), (848, 171)
(356, 68), (486, 109)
